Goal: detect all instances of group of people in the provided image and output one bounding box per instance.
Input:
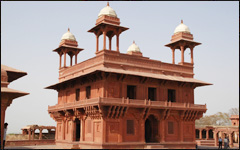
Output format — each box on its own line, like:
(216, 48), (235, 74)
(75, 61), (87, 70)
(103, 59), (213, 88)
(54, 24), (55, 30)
(218, 136), (230, 149)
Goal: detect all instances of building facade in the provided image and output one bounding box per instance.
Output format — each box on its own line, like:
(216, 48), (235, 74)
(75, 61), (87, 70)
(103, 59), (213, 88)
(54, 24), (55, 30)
(47, 3), (211, 149)
(1, 65), (29, 149)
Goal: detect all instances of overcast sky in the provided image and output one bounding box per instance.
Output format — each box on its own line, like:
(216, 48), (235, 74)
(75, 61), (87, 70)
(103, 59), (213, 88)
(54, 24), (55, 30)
(2, 1), (239, 133)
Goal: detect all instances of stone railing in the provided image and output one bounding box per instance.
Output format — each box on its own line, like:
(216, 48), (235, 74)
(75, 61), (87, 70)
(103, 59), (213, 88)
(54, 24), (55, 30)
(48, 97), (206, 112)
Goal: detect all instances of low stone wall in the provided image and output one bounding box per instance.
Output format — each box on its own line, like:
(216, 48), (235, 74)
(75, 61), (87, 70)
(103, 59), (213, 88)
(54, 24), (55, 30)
(6, 139), (55, 147)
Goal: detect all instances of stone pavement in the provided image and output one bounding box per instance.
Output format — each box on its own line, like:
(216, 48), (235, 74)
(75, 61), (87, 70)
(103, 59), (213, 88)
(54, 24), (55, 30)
(5, 145), (239, 149)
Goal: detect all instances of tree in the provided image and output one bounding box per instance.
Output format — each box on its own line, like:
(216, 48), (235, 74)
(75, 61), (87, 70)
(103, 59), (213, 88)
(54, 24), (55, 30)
(195, 107), (239, 126)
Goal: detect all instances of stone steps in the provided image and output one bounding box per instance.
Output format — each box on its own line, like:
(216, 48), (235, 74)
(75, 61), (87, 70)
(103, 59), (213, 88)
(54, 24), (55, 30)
(145, 144), (167, 149)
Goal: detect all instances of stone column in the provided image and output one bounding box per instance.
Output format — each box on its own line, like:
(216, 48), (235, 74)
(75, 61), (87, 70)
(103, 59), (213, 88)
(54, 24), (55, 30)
(160, 120), (165, 142)
(237, 133), (239, 144)
(39, 129), (43, 140)
(199, 129), (202, 140)
(75, 53), (77, 65)
(140, 119), (145, 142)
(103, 31), (106, 50)
(206, 129), (209, 140)
(72, 120), (75, 142)
(180, 45), (184, 63)
(32, 129), (35, 140)
(109, 37), (112, 51)
(214, 131), (218, 147)
(70, 55), (73, 66)
(62, 120), (65, 140)
(190, 47), (194, 64)
(96, 35), (99, 53)
(80, 119), (85, 142)
(64, 51), (66, 67)
(28, 129), (31, 140)
(171, 48), (175, 64)
(116, 34), (119, 52)
(59, 54), (62, 69)
(229, 133), (233, 148)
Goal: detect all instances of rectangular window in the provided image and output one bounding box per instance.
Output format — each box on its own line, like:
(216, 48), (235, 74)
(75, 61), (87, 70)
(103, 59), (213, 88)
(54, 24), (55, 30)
(75, 89), (80, 101)
(148, 87), (156, 101)
(86, 86), (91, 99)
(127, 85), (136, 99)
(168, 122), (174, 134)
(127, 120), (134, 134)
(168, 89), (176, 102)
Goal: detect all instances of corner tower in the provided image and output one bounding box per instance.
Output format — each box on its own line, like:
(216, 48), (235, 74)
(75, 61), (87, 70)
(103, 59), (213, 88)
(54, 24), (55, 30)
(165, 20), (201, 65)
(88, 2), (129, 53)
(53, 28), (84, 69)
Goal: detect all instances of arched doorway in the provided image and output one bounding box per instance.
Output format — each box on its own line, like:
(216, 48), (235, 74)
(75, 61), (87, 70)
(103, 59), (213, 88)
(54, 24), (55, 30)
(202, 129), (206, 139)
(75, 118), (81, 141)
(145, 115), (158, 143)
(196, 129), (200, 139)
(209, 129), (213, 139)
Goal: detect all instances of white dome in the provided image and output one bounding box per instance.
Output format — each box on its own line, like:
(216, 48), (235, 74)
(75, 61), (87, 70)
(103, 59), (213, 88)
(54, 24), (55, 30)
(174, 20), (191, 34)
(98, 3), (117, 18)
(127, 41), (141, 52)
(61, 28), (76, 41)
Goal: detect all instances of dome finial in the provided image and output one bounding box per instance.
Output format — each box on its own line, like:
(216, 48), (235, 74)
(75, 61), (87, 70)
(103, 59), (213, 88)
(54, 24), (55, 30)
(68, 28), (70, 32)
(181, 20), (183, 24)
(133, 40), (135, 44)
(107, 2), (109, 6)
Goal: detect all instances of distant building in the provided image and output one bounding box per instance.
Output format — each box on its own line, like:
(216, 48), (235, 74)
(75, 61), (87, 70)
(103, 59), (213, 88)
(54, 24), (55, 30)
(196, 115), (239, 148)
(1, 65), (29, 149)
(46, 3), (212, 149)
(21, 125), (56, 140)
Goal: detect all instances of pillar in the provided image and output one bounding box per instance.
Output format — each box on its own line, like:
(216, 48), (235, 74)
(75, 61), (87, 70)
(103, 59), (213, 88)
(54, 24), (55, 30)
(229, 133), (233, 148)
(75, 53), (77, 65)
(64, 52), (66, 67)
(72, 120), (75, 141)
(171, 48), (175, 64)
(199, 129), (202, 140)
(59, 54), (62, 69)
(96, 35), (99, 53)
(39, 129), (43, 140)
(140, 119), (145, 142)
(62, 120), (65, 140)
(190, 47), (194, 64)
(28, 129), (31, 140)
(214, 131), (218, 147)
(70, 55), (73, 66)
(180, 45), (184, 63)
(109, 37), (112, 51)
(32, 129), (35, 140)
(206, 129), (209, 140)
(160, 120), (165, 142)
(116, 34), (119, 52)
(103, 31), (106, 50)
(80, 119), (85, 142)
(102, 119), (106, 143)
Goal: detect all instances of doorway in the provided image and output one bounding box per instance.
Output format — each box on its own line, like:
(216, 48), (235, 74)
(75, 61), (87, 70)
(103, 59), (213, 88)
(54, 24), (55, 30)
(75, 118), (81, 141)
(145, 115), (158, 143)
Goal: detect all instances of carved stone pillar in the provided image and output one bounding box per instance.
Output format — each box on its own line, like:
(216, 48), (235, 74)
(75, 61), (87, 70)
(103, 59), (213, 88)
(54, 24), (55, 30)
(75, 53), (77, 65)
(180, 45), (184, 63)
(190, 47), (194, 64)
(116, 34), (119, 52)
(229, 133), (233, 148)
(64, 51), (66, 67)
(59, 54), (62, 69)
(171, 48), (175, 64)
(28, 129), (31, 140)
(214, 131), (218, 147)
(109, 37), (112, 51)
(32, 129), (35, 140)
(39, 129), (43, 140)
(70, 55), (73, 66)
(96, 35), (99, 52)
(80, 119), (85, 142)
(103, 31), (106, 50)
(160, 120), (165, 142)
(206, 129), (209, 140)
(199, 129), (202, 140)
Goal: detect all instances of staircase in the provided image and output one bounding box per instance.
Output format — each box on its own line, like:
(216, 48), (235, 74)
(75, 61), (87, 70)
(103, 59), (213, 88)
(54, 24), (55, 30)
(196, 140), (215, 146)
(145, 144), (167, 149)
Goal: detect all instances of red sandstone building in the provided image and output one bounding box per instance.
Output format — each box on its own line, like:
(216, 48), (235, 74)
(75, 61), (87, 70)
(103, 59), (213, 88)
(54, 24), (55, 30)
(1, 65), (29, 149)
(47, 3), (212, 149)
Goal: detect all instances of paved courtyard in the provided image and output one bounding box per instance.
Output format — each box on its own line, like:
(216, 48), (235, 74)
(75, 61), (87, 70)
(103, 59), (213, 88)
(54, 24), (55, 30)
(5, 145), (239, 149)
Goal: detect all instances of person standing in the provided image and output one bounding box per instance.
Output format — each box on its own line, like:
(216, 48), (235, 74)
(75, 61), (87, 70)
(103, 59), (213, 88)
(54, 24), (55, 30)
(3, 123), (8, 149)
(218, 137), (222, 149)
(224, 136), (228, 149)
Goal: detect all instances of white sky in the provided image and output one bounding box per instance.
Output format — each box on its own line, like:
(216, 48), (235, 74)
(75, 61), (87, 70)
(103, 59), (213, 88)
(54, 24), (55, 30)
(2, 1), (239, 133)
